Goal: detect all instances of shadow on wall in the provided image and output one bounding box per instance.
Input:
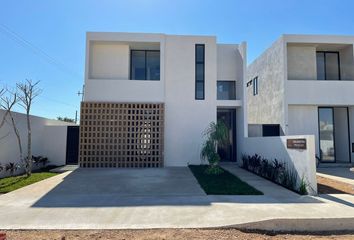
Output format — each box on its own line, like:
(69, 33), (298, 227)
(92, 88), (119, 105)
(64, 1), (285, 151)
(31, 166), (320, 208)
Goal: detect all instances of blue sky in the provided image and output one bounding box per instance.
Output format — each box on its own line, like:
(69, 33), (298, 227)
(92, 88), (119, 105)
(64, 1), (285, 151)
(1, 0), (354, 119)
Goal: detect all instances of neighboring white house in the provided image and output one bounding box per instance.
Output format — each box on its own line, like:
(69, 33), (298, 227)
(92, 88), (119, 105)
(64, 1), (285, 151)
(81, 32), (247, 167)
(247, 34), (354, 166)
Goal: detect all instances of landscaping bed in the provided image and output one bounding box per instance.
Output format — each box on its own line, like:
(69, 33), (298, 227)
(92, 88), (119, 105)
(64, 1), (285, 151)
(241, 154), (307, 195)
(317, 176), (354, 194)
(0, 169), (57, 193)
(1, 229), (354, 240)
(189, 165), (262, 195)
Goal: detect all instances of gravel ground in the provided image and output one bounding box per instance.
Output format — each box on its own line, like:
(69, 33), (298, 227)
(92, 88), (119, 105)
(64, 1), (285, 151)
(2, 229), (354, 240)
(317, 176), (354, 194)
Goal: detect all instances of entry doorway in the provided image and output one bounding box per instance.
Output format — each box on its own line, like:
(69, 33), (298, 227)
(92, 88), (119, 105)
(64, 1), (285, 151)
(217, 108), (236, 162)
(66, 126), (79, 165)
(318, 107), (351, 163)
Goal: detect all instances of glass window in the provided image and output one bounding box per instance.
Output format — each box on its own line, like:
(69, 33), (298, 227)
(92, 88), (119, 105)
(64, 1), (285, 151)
(253, 77), (258, 96)
(146, 51), (160, 80)
(326, 52), (340, 80)
(217, 81), (236, 100)
(318, 108), (335, 162)
(196, 45), (204, 63)
(195, 44), (205, 100)
(196, 81), (204, 99)
(316, 51), (340, 80)
(130, 50), (160, 80)
(196, 63), (204, 81)
(131, 51), (146, 80)
(316, 52), (325, 80)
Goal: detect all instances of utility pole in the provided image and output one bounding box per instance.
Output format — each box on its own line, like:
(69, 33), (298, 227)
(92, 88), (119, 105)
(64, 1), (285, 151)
(77, 84), (84, 101)
(76, 84), (84, 125)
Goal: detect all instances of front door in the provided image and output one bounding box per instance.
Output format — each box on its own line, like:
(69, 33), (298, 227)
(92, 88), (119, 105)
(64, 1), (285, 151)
(319, 108), (335, 162)
(66, 126), (79, 165)
(318, 107), (351, 163)
(217, 109), (236, 162)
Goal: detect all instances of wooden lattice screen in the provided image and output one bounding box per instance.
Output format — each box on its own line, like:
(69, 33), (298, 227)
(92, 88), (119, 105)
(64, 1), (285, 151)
(79, 102), (164, 168)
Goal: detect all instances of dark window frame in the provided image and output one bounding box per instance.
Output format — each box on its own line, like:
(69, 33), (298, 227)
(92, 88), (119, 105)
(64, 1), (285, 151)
(130, 50), (160, 81)
(217, 80), (236, 100)
(317, 106), (352, 164)
(316, 51), (341, 80)
(195, 44), (205, 100)
(253, 76), (258, 96)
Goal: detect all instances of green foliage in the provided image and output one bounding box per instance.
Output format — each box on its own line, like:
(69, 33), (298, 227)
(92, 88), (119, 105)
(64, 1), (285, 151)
(204, 165), (224, 175)
(57, 116), (75, 123)
(299, 176), (308, 195)
(189, 165), (263, 195)
(280, 167), (297, 190)
(200, 121), (229, 175)
(5, 162), (20, 176)
(0, 172), (57, 193)
(33, 156), (49, 167)
(241, 154), (306, 194)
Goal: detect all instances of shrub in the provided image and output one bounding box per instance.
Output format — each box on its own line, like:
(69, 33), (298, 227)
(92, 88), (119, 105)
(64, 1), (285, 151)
(33, 156), (49, 167)
(280, 167), (297, 190)
(241, 153), (304, 194)
(5, 162), (20, 176)
(299, 176), (308, 195)
(200, 121), (229, 175)
(241, 154), (249, 170)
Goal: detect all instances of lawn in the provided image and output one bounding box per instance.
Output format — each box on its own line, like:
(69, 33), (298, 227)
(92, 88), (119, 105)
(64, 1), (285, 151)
(189, 165), (263, 195)
(0, 171), (57, 193)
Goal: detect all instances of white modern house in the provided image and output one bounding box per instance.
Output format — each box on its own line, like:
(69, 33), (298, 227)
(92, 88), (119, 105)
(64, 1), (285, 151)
(247, 34), (354, 166)
(80, 32), (247, 167)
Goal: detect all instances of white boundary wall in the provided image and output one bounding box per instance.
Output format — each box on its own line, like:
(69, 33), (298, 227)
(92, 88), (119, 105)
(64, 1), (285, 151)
(0, 110), (76, 177)
(242, 135), (317, 195)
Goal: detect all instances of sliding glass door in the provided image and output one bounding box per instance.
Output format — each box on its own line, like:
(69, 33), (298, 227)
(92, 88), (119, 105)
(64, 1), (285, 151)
(318, 108), (335, 162)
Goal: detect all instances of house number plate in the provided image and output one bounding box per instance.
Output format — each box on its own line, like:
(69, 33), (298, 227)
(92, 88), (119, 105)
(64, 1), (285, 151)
(287, 138), (307, 150)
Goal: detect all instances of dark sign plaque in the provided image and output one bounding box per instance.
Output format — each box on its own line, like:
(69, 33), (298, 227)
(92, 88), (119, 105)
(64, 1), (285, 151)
(287, 138), (307, 150)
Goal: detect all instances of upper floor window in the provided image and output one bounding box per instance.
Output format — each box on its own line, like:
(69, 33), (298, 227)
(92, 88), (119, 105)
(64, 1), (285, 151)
(130, 50), (160, 80)
(253, 76), (258, 96)
(195, 44), (205, 100)
(217, 81), (236, 100)
(316, 51), (340, 80)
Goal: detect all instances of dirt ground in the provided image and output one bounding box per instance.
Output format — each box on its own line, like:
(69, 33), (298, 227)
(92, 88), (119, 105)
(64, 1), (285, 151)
(317, 176), (354, 194)
(2, 229), (354, 240)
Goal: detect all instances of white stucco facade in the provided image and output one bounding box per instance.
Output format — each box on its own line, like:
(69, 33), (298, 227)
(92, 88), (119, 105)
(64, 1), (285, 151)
(0, 110), (76, 177)
(83, 32), (247, 166)
(247, 34), (354, 165)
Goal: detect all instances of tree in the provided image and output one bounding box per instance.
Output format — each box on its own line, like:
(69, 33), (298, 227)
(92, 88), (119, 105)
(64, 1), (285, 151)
(200, 121), (229, 174)
(57, 116), (75, 123)
(17, 79), (42, 176)
(0, 88), (9, 130)
(0, 89), (23, 162)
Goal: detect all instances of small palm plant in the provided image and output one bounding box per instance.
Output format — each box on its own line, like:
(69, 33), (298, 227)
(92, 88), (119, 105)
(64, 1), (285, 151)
(201, 121), (229, 175)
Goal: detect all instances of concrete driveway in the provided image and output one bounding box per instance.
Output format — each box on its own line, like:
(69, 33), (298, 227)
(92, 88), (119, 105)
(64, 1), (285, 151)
(7, 167), (206, 208)
(0, 166), (353, 231)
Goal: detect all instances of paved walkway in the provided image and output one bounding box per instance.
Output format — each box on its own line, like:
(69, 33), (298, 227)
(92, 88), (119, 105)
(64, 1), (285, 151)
(50, 165), (79, 173)
(317, 167), (354, 185)
(0, 166), (353, 231)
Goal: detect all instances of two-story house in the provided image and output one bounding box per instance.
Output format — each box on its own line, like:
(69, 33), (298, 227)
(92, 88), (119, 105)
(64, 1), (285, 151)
(247, 34), (354, 166)
(80, 32), (247, 168)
